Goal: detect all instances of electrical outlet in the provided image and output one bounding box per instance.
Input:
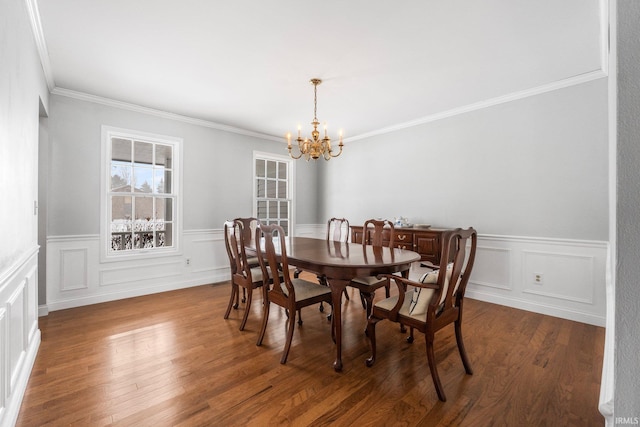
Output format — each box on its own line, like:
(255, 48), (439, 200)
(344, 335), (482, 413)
(186, 258), (191, 266)
(533, 272), (543, 285)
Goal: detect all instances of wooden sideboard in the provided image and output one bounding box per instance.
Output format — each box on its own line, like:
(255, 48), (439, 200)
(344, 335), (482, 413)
(350, 225), (448, 266)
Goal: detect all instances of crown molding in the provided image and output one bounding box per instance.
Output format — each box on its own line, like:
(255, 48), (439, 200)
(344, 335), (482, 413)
(51, 87), (282, 142)
(25, 0), (55, 90)
(345, 69), (607, 143)
(29, 0), (610, 144)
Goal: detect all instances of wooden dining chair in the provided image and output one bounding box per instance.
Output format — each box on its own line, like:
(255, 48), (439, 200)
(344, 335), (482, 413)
(233, 217), (261, 304)
(350, 219), (395, 319)
(255, 224), (334, 364)
(317, 217), (351, 314)
(223, 220), (268, 331)
(365, 227), (477, 402)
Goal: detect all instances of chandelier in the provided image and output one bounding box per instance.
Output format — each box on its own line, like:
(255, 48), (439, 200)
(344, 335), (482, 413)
(286, 78), (344, 161)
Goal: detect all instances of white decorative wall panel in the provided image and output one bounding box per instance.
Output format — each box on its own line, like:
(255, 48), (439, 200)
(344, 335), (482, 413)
(466, 235), (607, 326)
(45, 229), (607, 326)
(7, 284), (26, 395)
(470, 246), (512, 291)
(522, 250), (594, 304)
(59, 248), (88, 290)
(0, 248), (41, 427)
(46, 230), (230, 311)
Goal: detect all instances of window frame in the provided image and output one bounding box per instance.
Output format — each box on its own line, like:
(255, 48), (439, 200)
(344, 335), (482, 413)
(100, 126), (183, 262)
(252, 151), (295, 236)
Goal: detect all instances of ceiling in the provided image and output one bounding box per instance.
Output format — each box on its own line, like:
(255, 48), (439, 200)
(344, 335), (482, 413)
(34, 0), (603, 141)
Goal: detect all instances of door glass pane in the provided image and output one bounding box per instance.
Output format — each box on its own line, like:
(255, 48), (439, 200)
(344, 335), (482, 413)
(266, 160), (276, 178)
(255, 159), (265, 178)
(266, 180), (276, 198)
(269, 201), (278, 217)
(277, 180), (287, 198)
(279, 201), (289, 219)
(278, 162), (287, 179)
(256, 178), (265, 198)
(257, 201), (267, 218)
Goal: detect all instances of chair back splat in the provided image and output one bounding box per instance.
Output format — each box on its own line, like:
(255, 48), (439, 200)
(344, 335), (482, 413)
(350, 218), (397, 320)
(327, 217), (350, 243)
(365, 227), (478, 402)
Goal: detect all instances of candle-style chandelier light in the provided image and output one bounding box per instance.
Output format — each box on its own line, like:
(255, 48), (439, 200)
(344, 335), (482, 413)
(286, 78), (344, 161)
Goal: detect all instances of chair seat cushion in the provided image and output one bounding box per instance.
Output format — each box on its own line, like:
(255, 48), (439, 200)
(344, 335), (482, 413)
(351, 275), (387, 287)
(288, 279), (332, 302)
(374, 291), (427, 322)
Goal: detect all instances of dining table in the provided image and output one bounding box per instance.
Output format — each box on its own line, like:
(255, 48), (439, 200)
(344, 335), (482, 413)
(251, 236), (421, 371)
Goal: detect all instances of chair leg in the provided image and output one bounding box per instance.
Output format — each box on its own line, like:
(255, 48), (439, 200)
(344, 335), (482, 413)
(343, 288), (350, 301)
(385, 282), (390, 298)
(239, 287), (252, 331)
(365, 317), (380, 367)
(256, 299), (270, 346)
(317, 275), (333, 312)
(297, 309), (303, 325)
(359, 291), (366, 309)
(224, 284), (237, 319)
(406, 327), (415, 343)
(361, 291), (375, 329)
(241, 287), (247, 304)
(426, 336), (446, 402)
(455, 320), (473, 375)
(281, 309), (297, 364)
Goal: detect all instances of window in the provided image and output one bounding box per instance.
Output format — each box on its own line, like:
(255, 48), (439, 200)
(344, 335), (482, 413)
(253, 152), (294, 236)
(102, 126), (182, 259)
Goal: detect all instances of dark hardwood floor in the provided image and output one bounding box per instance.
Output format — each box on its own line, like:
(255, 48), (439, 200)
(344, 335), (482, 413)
(17, 274), (605, 426)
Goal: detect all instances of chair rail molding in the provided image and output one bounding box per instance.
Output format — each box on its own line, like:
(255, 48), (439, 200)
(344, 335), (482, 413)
(44, 229), (607, 326)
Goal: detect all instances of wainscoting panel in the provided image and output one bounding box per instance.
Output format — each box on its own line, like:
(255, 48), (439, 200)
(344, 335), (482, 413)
(466, 235), (607, 326)
(46, 230), (230, 312)
(0, 247), (41, 427)
(44, 229), (607, 326)
(59, 248), (88, 291)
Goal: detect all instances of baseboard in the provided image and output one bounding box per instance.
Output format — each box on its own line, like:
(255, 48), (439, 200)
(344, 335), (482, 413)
(466, 289), (605, 326)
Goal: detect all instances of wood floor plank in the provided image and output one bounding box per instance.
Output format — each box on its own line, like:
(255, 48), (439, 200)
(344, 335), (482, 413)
(16, 278), (605, 426)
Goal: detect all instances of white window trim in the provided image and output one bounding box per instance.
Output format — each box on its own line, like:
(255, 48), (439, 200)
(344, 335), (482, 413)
(252, 151), (295, 235)
(100, 125), (183, 262)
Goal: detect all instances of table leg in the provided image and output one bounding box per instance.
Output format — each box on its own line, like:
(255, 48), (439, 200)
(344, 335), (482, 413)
(329, 279), (349, 372)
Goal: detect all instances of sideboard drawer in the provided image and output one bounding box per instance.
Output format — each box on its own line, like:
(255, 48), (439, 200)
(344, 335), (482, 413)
(395, 232), (412, 243)
(350, 224), (448, 265)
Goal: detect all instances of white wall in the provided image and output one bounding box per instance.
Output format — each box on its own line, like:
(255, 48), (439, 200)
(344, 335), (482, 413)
(615, 0), (640, 422)
(320, 79), (608, 240)
(43, 93), (321, 311)
(317, 77), (609, 327)
(0, 0), (48, 425)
